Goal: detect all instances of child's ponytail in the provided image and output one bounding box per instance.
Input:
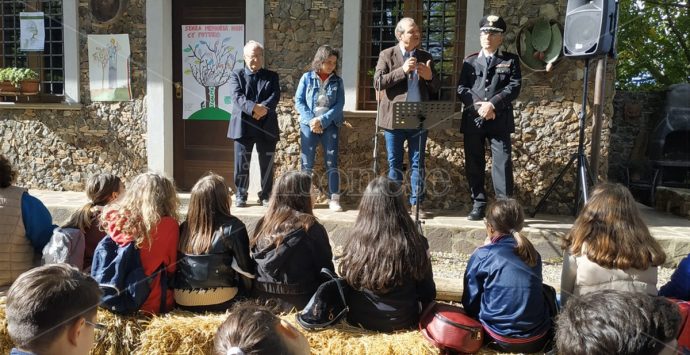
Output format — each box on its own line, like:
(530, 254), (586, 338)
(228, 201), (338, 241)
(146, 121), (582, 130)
(512, 229), (538, 267)
(486, 199), (538, 267)
(62, 173), (122, 233)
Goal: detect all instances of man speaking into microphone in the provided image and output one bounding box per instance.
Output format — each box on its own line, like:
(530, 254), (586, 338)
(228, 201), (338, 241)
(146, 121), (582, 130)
(374, 17), (440, 218)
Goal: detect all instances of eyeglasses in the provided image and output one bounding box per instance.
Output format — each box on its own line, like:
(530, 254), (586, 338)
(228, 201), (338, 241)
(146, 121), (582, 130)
(85, 319), (107, 342)
(84, 319), (106, 331)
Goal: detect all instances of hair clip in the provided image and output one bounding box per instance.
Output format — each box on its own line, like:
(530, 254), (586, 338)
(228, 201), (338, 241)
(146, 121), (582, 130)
(227, 347), (245, 355)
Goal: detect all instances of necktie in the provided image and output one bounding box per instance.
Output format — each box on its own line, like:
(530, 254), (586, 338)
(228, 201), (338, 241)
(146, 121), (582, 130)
(486, 56), (492, 67)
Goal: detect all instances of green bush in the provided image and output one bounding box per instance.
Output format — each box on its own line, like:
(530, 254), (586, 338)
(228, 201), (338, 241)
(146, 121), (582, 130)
(0, 67), (39, 87)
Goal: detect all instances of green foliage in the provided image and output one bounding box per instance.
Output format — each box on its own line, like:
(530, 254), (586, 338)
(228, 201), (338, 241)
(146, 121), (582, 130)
(617, 0), (690, 91)
(0, 67), (39, 87)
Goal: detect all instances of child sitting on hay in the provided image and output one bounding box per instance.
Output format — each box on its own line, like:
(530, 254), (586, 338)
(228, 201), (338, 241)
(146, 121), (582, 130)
(101, 172), (180, 314)
(175, 173), (255, 312)
(5, 264), (103, 355)
(462, 198), (553, 353)
(250, 171), (335, 311)
(338, 177), (436, 332)
(214, 301), (311, 355)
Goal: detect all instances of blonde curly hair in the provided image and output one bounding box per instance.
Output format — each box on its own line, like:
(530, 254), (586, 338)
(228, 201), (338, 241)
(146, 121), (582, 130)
(102, 172), (179, 248)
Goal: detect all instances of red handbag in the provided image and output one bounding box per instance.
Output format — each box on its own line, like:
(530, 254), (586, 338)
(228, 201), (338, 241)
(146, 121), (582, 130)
(419, 301), (484, 354)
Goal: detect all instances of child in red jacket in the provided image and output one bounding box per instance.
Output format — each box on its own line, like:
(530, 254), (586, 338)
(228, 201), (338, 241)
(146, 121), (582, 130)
(102, 172), (179, 314)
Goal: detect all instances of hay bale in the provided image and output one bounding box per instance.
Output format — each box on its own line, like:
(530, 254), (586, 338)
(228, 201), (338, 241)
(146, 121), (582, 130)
(282, 315), (439, 355)
(0, 298), (13, 355)
(136, 311), (227, 355)
(92, 310), (148, 355)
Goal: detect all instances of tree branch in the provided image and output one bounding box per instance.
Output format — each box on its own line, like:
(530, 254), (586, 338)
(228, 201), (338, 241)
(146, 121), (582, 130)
(640, 0), (689, 8)
(660, 6), (690, 63)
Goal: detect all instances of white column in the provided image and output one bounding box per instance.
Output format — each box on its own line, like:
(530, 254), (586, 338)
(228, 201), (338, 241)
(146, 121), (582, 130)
(145, 0), (174, 176)
(341, 0), (361, 111)
(62, 0), (79, 103)
(245, 1), (264, 44)
(246, 0), (265, 200)
(464, 0), (485, 57)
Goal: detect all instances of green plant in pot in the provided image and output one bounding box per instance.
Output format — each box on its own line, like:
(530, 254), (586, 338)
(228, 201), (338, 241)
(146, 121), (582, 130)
(0, 67), (39, 94)
(0, 68), (18, 93)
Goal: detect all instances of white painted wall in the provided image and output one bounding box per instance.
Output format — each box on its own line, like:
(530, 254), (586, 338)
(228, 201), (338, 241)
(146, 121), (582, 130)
(465, 0), (485, 57)
(62, 0), (80, 103)
(145, 0), (174, 176)
(341, 0), (361, 111)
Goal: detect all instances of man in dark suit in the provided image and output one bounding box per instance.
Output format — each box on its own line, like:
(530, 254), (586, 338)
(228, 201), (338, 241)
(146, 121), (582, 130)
(227, 40), (281, 207)
(458, 15), (522, 220)
(374, 17), (440, 218)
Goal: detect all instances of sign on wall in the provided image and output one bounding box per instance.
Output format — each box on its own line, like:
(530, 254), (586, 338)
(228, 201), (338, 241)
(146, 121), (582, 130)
(19, 12), (45, 51)
(87, 34), (132, 101)
(182, 24), (244, 120)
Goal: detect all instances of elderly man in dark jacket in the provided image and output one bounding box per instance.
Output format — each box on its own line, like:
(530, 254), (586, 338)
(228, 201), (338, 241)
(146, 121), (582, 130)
(458, 15), (522, 220)
(227, 40), (280, 208)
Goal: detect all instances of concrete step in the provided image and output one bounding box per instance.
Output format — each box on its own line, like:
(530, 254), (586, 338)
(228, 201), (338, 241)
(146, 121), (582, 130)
(31, 189), (690, 267)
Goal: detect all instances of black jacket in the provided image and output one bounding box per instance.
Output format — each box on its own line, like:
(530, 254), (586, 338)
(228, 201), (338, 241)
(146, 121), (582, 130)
(457, 49), (522, 134)
(346, 266), (436, 332)
(175, 215), (255, 291)
(251, 222), (335, 310)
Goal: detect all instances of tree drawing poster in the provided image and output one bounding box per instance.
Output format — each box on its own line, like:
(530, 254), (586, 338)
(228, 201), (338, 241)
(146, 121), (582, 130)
(182, 24), (244, 120)
(87, 34), (132, 101)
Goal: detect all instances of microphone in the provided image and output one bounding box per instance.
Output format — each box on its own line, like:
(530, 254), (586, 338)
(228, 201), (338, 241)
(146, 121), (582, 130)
(407, 51), (417, 81)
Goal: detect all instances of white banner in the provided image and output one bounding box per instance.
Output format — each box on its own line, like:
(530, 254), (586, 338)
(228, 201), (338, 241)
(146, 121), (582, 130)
(182, 24), (244, 120)
(20, 12), (45, 52)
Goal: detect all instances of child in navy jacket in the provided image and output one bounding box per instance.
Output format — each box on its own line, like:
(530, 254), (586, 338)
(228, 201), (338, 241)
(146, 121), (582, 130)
(462, 199), (553, 353)
(660, 253), (690, 301)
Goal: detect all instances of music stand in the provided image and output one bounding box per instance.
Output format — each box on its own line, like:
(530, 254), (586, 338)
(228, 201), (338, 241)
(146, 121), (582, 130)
(391, 101), (455, 231)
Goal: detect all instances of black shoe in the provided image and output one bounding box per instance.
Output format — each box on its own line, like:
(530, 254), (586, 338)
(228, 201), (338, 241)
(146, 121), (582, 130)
(259, 198), (270, 207)
(235, 199), (247, 208)
(467, 206), (485, 221)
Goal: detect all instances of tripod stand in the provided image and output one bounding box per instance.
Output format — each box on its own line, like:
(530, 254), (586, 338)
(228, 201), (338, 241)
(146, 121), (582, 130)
(531, 58), (594, 217)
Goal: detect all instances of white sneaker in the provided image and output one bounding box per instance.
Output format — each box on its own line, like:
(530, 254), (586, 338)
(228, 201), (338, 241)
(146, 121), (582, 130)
(329, 194), (343, 212)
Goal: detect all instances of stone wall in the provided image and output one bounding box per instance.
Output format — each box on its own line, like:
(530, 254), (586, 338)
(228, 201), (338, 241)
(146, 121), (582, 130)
(608, 90), (665, 182)
(1, 0), (617, 215)
(264, 0), (345, 196)
(266, 0), (615, 213)
(0, 0), (147, 191)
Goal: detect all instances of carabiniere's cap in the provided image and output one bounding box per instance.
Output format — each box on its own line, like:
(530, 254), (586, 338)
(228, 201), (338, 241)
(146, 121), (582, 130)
(479, 15), (506, 33)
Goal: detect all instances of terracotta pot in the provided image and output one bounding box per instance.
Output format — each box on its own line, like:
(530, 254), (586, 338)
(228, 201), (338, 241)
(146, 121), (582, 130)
(0, 81), (18, 94)
(20, 80), (40, 94)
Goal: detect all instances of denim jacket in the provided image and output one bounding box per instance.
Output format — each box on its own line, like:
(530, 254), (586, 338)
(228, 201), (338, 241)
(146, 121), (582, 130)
(294, 71), (345, 128)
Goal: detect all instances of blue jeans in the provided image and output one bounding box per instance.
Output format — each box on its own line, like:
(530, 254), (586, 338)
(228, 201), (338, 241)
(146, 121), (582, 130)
(300, 123), (340, 198)
(384, 128), (427, 205)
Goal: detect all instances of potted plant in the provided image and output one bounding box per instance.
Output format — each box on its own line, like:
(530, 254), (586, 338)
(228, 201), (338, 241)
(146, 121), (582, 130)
(0, 67), (39, 94)
(0, 68), (17, 94)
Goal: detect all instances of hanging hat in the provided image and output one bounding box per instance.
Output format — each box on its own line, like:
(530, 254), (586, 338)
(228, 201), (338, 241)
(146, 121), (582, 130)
(479, 15), (506, 33)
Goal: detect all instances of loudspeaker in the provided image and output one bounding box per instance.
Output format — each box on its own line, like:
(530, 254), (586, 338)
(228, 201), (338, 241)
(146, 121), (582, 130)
(563, 0), (617, 58)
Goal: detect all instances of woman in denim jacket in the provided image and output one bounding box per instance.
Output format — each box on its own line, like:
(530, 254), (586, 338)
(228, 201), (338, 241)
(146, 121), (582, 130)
(294, 45), (345, 211)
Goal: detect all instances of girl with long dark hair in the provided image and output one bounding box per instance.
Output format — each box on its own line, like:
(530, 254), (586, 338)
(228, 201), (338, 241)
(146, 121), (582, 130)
(338, 176), (435, 331)
(250, 171), (334, 310)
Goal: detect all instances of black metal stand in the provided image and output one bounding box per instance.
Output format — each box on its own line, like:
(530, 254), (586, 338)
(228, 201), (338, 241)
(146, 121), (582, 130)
(372, 78), (382, 175)
(391, 101), (454, 229)
(531, 58), (594, 217)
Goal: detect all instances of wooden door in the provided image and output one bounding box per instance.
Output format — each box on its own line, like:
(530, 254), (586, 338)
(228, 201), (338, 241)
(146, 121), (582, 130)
(172, 0), (245, 190)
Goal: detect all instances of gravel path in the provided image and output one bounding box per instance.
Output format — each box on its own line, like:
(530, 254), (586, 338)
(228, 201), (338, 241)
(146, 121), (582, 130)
(430, 251), (675, 289)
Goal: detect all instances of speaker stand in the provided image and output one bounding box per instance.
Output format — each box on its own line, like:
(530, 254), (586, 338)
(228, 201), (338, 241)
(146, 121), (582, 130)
(531, 58), (594, 217)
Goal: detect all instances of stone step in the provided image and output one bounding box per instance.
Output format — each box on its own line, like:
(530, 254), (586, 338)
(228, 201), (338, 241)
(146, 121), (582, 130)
(31, 189), (690, 267)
